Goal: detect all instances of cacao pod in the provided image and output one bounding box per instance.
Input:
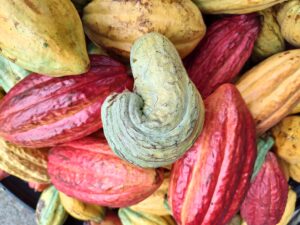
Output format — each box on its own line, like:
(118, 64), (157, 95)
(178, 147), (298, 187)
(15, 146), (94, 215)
(36, 186), (68, 225)
(227, 215), (242, 225)
(0, 137), (49, 183)
(83, 0), (206, 59)
(237, 50), (300, 135)
(288, 163), (300, 182)
(0, 55), (29, 92)
(252, 8), (285, 62)
(102, 32), (205, 168)
(48, 135), (164, 208)
(29, 182), (50, 192)
(184, 14), (260, 98)
(169, 83), (257, 225)
(290, 102), (300, 114)
(277, 158), (290, 181)
(277, 188), (297, 225)
(0, 55), (133, 148)
(59, 192), (106, 222)
(192, 0), (287, 14)
(0, 169), (9, 181)
(88, 42), (108, 56)
(0, 0), (89, 76)
(84, 211), (122, 225)
(252, 136), (274, 180)
(118, 208), (176, 225)
(277, 0), (300, 47)
(272, 116), (300, 164)
(130, 172), (170, 216)
(240, 152), (288, 225)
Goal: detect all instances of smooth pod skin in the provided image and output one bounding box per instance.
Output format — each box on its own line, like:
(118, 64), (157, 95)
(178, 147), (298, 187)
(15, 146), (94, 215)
(168, 84), (257, 225)
(101, 32), (205, 168)
(192, 0), (288, 14)
(59, 192), (106, 223)
(36, 186), (68, 225)
(237, 50), (300, 135)
(83, 0), (206, 59)
(48, 135), (164, 208)
(0, 55), (30, 92)
(252, 8), (285, 62)
(0, 0), (89, 76)
(0, 55), (133, 148)
(118, 208), (176, 225)
(240, 152), (288, 225)
(185, 14), (260, 98)
(277, 0), (300, 47)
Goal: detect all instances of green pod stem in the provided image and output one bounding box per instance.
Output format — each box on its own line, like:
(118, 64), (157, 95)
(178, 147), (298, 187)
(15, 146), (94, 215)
(0, 55), (29, 92)
(101, 32), (205, 168)
(251, 136), (275, 180)
(36, 186), (68, 225)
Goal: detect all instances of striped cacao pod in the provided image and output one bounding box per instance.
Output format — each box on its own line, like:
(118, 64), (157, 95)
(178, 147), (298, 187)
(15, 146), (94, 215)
(237, 50), (300, 135)
(185, 14), (260, 98)
(48, 135), (164, 208)
(169, 83), (257, 225)
(0, 55), (133, 148)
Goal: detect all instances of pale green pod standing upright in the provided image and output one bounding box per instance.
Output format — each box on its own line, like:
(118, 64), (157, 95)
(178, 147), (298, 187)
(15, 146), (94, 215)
(252, 8), (285, 62)
(36, 186), (68, 225)
(0, 55), (30, 92)
(101, 32), (205, 168)
(277, 0), (300, 47)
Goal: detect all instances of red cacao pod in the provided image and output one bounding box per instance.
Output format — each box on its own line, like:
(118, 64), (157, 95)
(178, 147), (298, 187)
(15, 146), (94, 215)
(185, 14), (260, 98)
(0, 55), (133, 148)
(48, 135), (164, 208)
(168, 83), (257, 225)
(240, 152), (288, 225)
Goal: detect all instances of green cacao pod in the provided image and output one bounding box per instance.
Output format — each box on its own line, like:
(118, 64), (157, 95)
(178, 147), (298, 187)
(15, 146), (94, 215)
(277, 0), (300, 47)
(36, 186), (68, 225)
(192, 0), (287, 14)
(118, 208), (176, 225)
(83, 0), (206, 59)
(101, 32), (205, 168)
(88, 42), (108, 56)
(0, 55), (30, 92)
(252, 8), (285, 62)
(0, 0), (89, 76)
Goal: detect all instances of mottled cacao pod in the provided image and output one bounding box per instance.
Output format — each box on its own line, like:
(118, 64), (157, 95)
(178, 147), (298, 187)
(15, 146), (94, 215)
(83, 0), (206, 59)
(118, 208), (176, 225)
(59, 192), (106, 222)
(240, 152), (288, 225)
(169, 84), (257, 225)
(0, 0), (89, 76)
(48, 135), (164, 208)
(252, 8), (285, 62)
(185, 14), (260, 98)
(0, 55), (133, 148)
(36, 186), (68, 225)
(0, 137), (49, 183)
(277, 0), (300, 47)
(130, 172), (170, 215)
(102, 32), (205, 168)
(237, 50), (300, 135)
(272, 116), (300, 164)
(192, 0), (287, 14)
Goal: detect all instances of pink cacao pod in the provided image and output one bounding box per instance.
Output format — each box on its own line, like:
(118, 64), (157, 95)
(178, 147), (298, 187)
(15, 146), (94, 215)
(184, 14), (260, 98)
(168, 83), (257, 225)
(240, 152), (288, 225)
(48, 135), (164, 208)
(0, 55), (133, 148)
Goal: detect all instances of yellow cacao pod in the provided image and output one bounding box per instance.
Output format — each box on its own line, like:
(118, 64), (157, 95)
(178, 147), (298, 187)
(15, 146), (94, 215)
(237, 50), (300, 135)
(290, 102), (300, 114)
(0, 0), (89, 76)
(289, 163), (300, 182)
(277, 0), (300, 47)
(192, 0), (287, 14)
(59, 192), (106, 223)
(252, 8), (285, 62)
(277, 187), (297, 225)
(272, 116), (300, 164)
(0, 138), (49, 183)
(82, 0), (206, 59)
(130, 173), (170, 216)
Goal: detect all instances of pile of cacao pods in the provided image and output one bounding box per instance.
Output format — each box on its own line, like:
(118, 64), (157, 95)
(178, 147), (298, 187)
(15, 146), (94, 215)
(0, 0), (299, 225)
